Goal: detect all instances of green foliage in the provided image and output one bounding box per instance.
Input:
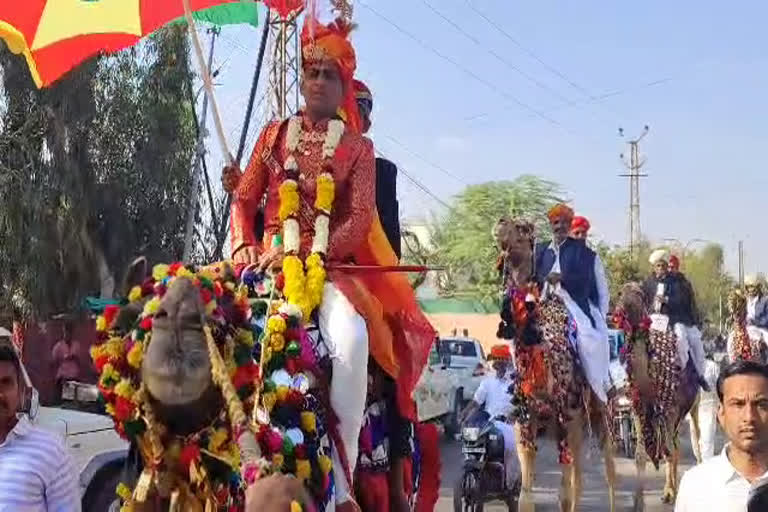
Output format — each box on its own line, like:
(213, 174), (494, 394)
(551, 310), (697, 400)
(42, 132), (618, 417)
(0, 26), (198, 319)
(422, 176), (564, 302)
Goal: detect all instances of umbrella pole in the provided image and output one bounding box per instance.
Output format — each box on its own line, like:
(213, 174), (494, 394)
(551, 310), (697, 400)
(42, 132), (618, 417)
(182, 0), (233, 164)
(214, 9), (272, 261)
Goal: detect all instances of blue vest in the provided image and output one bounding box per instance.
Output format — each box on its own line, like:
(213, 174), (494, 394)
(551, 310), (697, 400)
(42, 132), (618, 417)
(535, 238), (599, 325)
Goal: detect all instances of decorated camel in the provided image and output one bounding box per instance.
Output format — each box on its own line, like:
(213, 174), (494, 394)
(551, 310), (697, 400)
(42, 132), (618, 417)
(613, 282), (702, 509)
(91, 257), (438, 512)
(727, 288), (767, 363)
(494, 217), (616, 512)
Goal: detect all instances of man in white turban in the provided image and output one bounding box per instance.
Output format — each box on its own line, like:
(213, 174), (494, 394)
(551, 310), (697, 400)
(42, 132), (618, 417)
(643, 248), (708, 389)
(744, 274), (768, 346)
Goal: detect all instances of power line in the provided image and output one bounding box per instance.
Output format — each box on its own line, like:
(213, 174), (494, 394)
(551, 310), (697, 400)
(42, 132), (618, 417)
(462, 76), (673, 122)
(464, 0), (593, 98)
(382, 134), (468, 185)
(375, 148), (452, 209)
(358, 0), (564, 129)
(419, 0), (572, 104)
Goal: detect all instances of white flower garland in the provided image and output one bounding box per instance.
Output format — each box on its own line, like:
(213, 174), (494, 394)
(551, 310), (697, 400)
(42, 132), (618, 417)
(281, 116), (343, 255)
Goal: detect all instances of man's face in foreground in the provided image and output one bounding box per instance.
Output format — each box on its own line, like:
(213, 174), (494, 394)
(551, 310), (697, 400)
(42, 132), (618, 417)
(719, 374), (768, 455)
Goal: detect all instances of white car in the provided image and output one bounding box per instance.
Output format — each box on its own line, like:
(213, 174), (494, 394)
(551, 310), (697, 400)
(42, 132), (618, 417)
(16, 353), (128, 512)
(413, 337), (487, 436)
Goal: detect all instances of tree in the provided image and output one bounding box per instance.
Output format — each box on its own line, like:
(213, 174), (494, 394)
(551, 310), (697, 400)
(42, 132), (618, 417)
(0, 25), (198, 320)
(423, 176), (565, 302)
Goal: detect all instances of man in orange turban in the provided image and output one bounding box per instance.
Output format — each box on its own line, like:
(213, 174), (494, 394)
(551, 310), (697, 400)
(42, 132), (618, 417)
(535, 204), (611, 403)
(222, 10), (435, 511)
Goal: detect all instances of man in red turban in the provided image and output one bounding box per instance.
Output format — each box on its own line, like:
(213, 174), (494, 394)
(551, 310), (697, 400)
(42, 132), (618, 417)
(222, 10), (435, 511)
(570, 215), (590, 240)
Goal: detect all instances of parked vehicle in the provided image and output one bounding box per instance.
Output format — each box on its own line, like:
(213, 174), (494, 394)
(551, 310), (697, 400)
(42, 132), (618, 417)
(454, 409), (520, 511)
(439, 336), (488, 404)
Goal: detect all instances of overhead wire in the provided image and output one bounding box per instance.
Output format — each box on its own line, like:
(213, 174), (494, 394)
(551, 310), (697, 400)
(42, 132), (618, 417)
(382, 133), (468, 185)
(419, 0), (572, 104)
(358, 0), (564, 129)
(375, 148), (452, 209)
(463, 0), (593, 98)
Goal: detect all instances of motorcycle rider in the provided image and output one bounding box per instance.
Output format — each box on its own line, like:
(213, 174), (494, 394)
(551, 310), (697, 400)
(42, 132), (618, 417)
(643, 248), (708, 389)
(461, 344), (517, 490)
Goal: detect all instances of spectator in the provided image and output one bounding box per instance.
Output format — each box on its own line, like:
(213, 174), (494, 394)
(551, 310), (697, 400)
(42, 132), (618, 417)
(688, 351), (722, 460)
(51, 323), (81, 404)
(675, 361), (768, 511)
(0, 344), (80, 511)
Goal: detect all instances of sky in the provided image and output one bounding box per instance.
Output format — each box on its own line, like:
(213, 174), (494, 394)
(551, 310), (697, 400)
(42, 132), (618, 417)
(199, 0), (768, 275)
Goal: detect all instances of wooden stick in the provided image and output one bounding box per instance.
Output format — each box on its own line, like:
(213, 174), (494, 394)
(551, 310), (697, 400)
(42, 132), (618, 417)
(326, 264), (445, 273)
(182, 0), (234, 164)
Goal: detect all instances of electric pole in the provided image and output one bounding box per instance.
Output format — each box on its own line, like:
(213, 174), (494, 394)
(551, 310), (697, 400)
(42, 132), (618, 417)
(619, 125), (649, 260)
(738, 240), (745, 287)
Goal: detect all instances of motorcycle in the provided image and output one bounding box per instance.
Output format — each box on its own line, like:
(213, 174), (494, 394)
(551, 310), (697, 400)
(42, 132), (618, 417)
(453, 409), (520, 511)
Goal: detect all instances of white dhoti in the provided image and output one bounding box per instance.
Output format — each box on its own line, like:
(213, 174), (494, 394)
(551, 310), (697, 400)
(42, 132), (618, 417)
(556, 288), (610, 403)
(318, 282), (369, 504)
(747, 325), (768, 349)
(492, 420), (518, 487)
(688, 394), (718, 460)
(673, 323), (705, 378)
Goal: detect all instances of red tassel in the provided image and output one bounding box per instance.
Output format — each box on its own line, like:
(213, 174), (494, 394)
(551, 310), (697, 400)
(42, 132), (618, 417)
(414, 423), (441, 512)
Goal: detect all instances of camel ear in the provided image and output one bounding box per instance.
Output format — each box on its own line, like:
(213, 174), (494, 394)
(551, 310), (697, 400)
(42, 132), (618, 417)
(121, 256), (148, 296)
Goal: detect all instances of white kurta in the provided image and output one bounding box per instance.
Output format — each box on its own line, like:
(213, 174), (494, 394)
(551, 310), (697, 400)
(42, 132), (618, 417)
(687, 359), (720, 460)
(473, 375), (517, 486)
(548, 242), (611, 403)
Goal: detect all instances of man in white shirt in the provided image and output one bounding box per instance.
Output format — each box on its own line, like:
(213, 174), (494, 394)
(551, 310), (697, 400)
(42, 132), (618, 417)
(675, 360), (768, 511)
(461, 344), (517, 488)
(744, 274), (768, 347)
(0, 344), (80, 512)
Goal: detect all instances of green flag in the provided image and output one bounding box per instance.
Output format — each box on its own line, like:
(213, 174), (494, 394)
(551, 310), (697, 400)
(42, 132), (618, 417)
(171, 1), (260, 29)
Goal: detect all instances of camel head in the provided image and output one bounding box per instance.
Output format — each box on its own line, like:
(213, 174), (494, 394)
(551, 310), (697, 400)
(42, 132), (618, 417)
(493, 216), (535, 270)
(616, 282), (647, 329)
(729, 288), (747, 323)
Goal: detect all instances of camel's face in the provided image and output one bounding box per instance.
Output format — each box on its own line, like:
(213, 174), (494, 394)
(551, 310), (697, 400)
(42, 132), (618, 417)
(142, 277), (211, 406)
(494, 217), (534, 262)
(618, 282), (647, 327)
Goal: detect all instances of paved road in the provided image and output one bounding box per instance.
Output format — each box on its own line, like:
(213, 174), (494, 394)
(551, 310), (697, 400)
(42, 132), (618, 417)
(435, 425), (722, 511)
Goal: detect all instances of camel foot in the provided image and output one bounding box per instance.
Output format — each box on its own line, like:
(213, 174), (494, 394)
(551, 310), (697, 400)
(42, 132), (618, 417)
(632, 491), (645, 512)
(559, 499), (573, 512)
(518, 491), (535, 512)
(661, 488), (676, 504)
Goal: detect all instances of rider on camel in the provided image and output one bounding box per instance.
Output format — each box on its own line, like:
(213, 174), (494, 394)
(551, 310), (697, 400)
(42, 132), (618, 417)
(534, 204), (611, 403)
(221, 11), (435, 509)
(643, 249), (708, 390)
(353, 79), (401, 259)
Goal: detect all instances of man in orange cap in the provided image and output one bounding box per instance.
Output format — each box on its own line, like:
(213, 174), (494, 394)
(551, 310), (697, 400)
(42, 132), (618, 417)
(461, 344), (518, 492)
(354, 79), (401, 259)
(535, 204), (611, 403)
(222, 8), (435, 510)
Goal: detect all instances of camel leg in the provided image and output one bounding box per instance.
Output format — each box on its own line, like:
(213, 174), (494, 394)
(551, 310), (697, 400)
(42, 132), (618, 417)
(688, 394), (703, 464)
(662, 441), (680, 503)
(633, 436), (648, 512)
(560, 418), (583, 512)
(602, 432), (617, 512)
(515, 422), (537, 512)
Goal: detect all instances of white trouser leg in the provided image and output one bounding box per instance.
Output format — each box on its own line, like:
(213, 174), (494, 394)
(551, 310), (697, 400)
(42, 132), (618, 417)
(697, 400), (718, 460)
(673, 323), (692, 370)
(686, 326), (706, 377)
(318, 282), (369, 503)
(493, 420), (518, 487)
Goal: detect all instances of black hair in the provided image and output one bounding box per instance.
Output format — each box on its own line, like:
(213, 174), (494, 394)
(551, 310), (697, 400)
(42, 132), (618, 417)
(716, 360), (768, 402)
(0, 345), (20, 382)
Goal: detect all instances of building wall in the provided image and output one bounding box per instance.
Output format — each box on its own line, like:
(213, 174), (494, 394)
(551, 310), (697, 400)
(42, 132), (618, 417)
(425, 313), (502, 355)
